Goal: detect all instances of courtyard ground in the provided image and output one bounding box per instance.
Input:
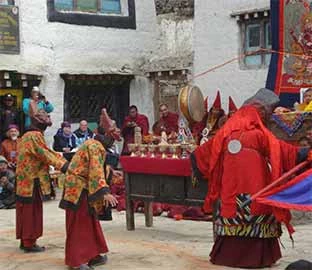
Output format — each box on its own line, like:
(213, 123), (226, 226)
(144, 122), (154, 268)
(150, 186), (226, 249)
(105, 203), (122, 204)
(0, 191), (311, 270)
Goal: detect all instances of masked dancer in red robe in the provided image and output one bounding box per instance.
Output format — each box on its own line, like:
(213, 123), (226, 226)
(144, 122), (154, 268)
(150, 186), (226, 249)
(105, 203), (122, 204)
(191, 88), (309, 268)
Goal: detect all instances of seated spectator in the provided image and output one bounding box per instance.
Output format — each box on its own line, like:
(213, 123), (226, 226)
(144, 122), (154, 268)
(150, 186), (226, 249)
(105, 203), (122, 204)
(22, 86), (54, 129)
(0, 156), (15, 209)
(0, 124), (20, 170)
(298, 136), (311, 147)
(121, 105), (149, 155)
(73, 119), (94, 147)
(306, 127), (312, 144)
(152, 104), (178, 136)
(53, 121), (77, 152)
(295, 88), (312, 111)
(53, 121), (77, 162)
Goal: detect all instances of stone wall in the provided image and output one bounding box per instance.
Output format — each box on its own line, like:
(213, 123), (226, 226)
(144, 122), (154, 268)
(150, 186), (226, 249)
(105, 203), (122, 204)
(155, 0), (194, 17)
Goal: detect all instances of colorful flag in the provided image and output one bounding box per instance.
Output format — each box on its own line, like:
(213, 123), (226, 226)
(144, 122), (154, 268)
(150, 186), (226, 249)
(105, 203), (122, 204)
(256, 167), (312, 211)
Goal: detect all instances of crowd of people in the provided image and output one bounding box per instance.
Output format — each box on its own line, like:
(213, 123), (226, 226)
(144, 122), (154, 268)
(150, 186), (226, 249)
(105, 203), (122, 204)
(0, 85), (312, 269)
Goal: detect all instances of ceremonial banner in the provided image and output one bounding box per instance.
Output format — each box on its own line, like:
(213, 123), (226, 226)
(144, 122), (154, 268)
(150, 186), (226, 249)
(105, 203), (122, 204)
(0, 5), (19, 54)
(256, 168), (312, 212)
(266, 0), (312, 107)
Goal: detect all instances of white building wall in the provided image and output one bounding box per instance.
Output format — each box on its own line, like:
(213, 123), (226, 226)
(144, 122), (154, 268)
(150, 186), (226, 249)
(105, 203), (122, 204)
(194, 0), (270, 112)
(130, 76), (155, 125)
(145, 14), (193, 71)
(0, 0), (158, 143)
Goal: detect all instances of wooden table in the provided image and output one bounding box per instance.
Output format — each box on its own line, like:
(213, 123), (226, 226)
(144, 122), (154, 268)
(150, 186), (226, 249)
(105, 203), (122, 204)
(120, 156), (208, 231)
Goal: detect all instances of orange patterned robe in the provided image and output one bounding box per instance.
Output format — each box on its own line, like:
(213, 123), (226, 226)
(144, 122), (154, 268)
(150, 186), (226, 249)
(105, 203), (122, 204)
(59, 139), (111, 213)
(16, 130), (67, 201)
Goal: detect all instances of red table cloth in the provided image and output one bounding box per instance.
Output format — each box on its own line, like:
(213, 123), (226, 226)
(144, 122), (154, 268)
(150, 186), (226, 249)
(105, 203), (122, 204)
(120, 156), (192, 176)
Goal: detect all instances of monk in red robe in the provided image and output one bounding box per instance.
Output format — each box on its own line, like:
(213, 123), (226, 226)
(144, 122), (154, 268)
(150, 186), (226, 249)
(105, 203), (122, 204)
(121, 105), (149, 155)
(152, 103), (179, 136)
(16, 110), (68, 252)
(191, 88), (309, 268)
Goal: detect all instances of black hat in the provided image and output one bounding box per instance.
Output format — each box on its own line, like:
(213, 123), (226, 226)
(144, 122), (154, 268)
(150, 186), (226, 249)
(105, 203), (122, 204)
(244, 88), (280, 108)
(3, 93), (14, 101)
(285, 260), (312, 270)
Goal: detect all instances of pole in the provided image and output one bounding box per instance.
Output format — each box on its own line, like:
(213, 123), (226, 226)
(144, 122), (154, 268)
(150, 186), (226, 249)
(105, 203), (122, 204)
(241, 160), (310, 208)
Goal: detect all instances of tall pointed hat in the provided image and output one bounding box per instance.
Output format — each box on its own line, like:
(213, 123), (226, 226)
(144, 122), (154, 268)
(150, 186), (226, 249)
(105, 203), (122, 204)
(228, 96), (238, 112)
(212, 90), (221, 109)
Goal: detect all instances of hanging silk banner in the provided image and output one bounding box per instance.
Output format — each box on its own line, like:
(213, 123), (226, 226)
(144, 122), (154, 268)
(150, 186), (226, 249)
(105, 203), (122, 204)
(266, 0), (312, 107)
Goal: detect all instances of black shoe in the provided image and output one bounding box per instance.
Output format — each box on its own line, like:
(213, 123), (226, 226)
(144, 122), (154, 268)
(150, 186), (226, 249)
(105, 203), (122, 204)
(71, 264), (93, 270)
(19, 242), (24, 250)
(24, 244), (45, 253)
(88, 255), (107, 267)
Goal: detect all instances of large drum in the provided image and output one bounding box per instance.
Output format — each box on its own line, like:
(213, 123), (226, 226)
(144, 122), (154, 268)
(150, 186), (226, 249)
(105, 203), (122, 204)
(178, 85), (205, 123)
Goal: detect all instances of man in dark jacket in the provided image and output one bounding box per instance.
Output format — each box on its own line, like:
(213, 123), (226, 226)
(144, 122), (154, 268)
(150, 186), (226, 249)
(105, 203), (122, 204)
(0, 93), (21, 140)
(73, 120), (94, 148)
(53, 122), (77, 151)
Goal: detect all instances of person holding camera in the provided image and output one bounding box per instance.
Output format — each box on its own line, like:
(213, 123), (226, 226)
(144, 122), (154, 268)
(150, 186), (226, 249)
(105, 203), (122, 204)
(0, 156), (15, 209)
(22, 86), (54, 129)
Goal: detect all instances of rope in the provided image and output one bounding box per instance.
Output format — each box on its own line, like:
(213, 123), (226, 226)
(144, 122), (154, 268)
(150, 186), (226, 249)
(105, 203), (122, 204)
(190, 47), (312, 81)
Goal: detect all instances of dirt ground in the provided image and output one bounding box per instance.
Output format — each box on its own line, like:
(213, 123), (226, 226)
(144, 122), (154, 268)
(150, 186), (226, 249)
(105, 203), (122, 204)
(0, 191), (311, 270)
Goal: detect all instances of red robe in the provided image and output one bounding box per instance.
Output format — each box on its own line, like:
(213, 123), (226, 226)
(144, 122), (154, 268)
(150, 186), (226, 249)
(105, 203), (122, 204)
(121, 114), (149, 154)
(60, 140), (111, 267)
(65, 193), (108, 267)
(15, 130), (67, 248)
(194, 106), (298, 220)
(192, 105), (299, 268)
(152, 112), (179, 136)
(16, 186), (42, 248)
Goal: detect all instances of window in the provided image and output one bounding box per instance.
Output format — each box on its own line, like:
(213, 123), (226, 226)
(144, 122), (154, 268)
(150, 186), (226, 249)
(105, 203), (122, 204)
(63, 75), (132, 127)
(237, 13), (271, 69)
(54, 0), (121, 14)
(47, 0), (136, 29)
(0, 0), (14, 5)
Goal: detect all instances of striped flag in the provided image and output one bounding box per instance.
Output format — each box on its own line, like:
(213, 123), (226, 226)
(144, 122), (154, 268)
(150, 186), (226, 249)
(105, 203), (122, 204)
(256, 168), (312, 211)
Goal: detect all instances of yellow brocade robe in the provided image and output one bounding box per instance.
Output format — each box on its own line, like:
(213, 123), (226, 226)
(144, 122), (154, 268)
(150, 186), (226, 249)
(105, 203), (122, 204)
(304, 101), (312, 111)
(59, 139), (110, 212)
(16, 130), (67, 202)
